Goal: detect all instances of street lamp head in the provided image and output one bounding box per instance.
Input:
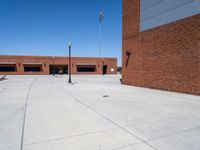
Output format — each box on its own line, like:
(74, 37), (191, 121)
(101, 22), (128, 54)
(99, 11), (104, 23)
(99, 11), (104, 17)
(68, 41), (72, 47)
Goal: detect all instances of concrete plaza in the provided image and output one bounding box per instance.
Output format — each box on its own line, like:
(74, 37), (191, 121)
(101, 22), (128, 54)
(0, 75), (200, 150)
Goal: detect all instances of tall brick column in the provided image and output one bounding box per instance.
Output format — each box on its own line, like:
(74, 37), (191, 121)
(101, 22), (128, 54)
(122, 0), (140, 80)
(122, 0), (140, 40)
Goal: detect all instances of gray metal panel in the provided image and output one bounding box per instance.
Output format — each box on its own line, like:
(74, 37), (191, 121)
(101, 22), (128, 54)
(141, 0), (200, 31)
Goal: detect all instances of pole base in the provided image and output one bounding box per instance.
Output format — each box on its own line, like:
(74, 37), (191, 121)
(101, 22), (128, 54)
(68, 79), (72, 83)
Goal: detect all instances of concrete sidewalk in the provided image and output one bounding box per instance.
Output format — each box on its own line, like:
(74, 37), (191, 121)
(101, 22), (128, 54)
(0, 75), (200, 150)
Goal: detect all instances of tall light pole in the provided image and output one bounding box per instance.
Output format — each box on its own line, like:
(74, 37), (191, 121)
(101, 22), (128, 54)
(68, 42), (72, 83)
(52, 56), (55, 76)
(99, 11), (104, 57)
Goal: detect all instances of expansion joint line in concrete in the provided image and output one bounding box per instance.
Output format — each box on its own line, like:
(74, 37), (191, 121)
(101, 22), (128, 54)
(57, 87), (159, 150)
(20, 79), (35, 150)
(24, 128), (115, 147)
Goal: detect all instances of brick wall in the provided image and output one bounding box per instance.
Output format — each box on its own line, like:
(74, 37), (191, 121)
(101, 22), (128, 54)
(122, 0), (200, 95)
(0, 55), (117, 75)
(122, 0), (140, 39)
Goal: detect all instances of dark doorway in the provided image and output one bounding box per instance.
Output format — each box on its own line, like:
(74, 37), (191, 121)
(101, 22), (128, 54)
(103, 65), (107, 75)
(76, 65), (96, 72)
(24, 65), (43, 72)
(50, 65), (68, 74)
(0, 64), (17, 72)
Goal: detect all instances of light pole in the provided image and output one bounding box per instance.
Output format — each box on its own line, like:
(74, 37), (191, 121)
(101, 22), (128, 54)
(102, 58), (104, 76)
(99, 11), (104, 57)
(68, 42), (72, 83)
(52, 56), (55, 76)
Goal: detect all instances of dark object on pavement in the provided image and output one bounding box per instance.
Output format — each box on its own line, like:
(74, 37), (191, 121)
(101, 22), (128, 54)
(103, 95), (109, 98)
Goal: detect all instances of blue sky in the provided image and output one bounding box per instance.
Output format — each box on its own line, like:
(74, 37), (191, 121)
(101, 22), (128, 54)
(0, 0), (122, 65)
(0, 0), (199, 66)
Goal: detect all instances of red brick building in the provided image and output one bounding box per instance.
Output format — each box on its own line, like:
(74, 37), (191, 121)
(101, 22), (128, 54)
(122, 0), (200, 95)
(0, 55), (117, 75)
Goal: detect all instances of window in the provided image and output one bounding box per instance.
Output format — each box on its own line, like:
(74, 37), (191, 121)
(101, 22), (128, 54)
(76, 65), (96, 72)
(24, 64), (43, 72)
(0, 64), (17, 72)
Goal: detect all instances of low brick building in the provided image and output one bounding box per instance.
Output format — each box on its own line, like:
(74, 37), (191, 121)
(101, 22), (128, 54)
(122, 0), (200, 95)
(0, 55), (117, 75)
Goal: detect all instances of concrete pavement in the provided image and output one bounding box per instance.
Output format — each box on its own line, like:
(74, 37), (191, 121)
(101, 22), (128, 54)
(0, 75), (200, 150)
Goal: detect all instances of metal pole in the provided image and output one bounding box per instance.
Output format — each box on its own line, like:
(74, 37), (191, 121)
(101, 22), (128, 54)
(68, 42), (72, 83)
(99, 22), (102, 57)
(52, 56), (55, 76)
(102, 58), (104, 76)
(99, 11), (104, 57)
